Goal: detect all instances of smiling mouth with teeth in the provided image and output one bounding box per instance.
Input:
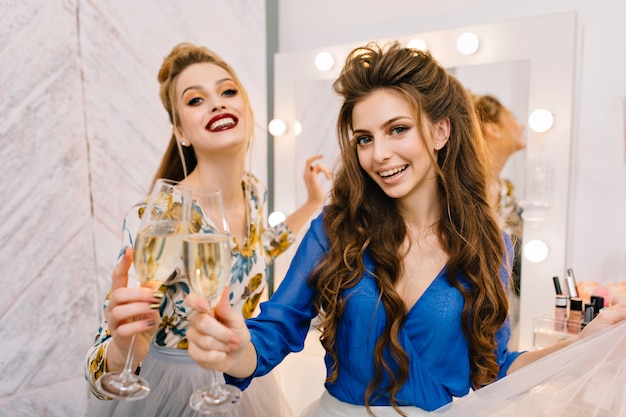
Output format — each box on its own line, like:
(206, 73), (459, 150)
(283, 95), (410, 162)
(208, 117), (236, 131)
(379, 165), (408, 178)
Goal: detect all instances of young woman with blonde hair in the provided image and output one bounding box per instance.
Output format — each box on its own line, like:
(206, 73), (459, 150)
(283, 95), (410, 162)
(85, 42), (330, 417)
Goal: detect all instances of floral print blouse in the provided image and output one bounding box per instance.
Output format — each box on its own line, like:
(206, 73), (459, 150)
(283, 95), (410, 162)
(496, 178), (523, 242)
(496, 178), (523, 293)
(85, 172), (294, 398)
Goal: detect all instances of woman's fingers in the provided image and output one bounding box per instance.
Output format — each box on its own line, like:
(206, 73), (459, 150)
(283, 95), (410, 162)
(303, 155), (331, 206)
(187, 288), (250, 372)
(109, 286), (163, 307)
(304, 155), (332, 180)
(111, 247), (133, 291)
(113, 313), (159, 338)
(107, 299), (161, 331)
(188, 311), (240, 372)
(105, 281), (164, 339)
(597, 304), (626, 324)
(188, 313), (237, 350)
(580, 304), (626, 339)
(186, 292), (210, 313)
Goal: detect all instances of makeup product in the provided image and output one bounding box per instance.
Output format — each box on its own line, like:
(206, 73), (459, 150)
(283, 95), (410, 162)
(565, 268), (579, 298)
(552, 276), (563, 295)
(567, 297), (583, 334)
(581, 304), (595, 329)
(590, 295), (605, 317)
(554, 295), (568, 332)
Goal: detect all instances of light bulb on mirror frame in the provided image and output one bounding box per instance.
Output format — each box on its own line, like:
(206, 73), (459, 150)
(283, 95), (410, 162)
(294, 121), (302, 136)
(457, 32), (480, 55)
(314, 52), (335, 72)
(268, 119), (287, 136)
(528, 108), (554, 133)
(407, 38), (428, 51)
(523, 239), (549, 263)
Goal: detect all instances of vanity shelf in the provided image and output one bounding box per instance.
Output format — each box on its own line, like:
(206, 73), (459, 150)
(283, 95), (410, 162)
(533, 313), (577, 350)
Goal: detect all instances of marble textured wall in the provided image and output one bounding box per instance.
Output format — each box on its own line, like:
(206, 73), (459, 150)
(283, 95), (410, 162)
(0, 1), (266, 415)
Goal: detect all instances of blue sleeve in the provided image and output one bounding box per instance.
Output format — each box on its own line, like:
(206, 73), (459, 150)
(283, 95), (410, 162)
(225, 214), (327, 389)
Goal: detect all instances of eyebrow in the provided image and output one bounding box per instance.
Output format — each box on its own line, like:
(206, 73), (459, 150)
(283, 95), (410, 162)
(353, 116), (412, 134)
(180, 78), (235, 98)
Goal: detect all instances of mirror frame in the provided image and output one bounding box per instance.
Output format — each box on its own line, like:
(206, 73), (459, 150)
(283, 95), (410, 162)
(272, 12), (578, 350)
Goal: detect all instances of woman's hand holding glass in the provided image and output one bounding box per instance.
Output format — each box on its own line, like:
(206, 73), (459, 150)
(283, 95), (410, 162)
(99, 248), (162, 391)
(96, 178), (188, 400)
(186, 291), (251, 374)
(182, 188), (243, 414)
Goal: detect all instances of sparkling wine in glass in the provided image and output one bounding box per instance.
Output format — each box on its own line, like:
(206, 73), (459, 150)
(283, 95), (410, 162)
(183, 188), (242, 414)
(96, 178), (188, 400)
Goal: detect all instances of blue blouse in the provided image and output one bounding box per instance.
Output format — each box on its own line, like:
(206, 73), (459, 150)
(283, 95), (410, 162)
(226, 213), (521, 411)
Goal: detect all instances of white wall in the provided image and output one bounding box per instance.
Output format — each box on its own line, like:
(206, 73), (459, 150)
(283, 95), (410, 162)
(0, 1), (266, 415)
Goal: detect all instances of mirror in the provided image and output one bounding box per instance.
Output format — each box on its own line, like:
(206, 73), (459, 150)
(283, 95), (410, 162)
(453, 61), (529, 194)
(273, 12), (578, 350)
(291, 62), (530, 211)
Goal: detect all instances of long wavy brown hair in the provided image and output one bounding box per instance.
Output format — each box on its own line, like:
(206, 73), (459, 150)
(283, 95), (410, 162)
(151, 42), (255, 188)
(309, 42), (509, 415)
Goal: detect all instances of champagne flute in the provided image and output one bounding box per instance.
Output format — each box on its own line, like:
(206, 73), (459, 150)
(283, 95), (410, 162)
(96, 178), (189, 400)
(183, 188), (242, 414)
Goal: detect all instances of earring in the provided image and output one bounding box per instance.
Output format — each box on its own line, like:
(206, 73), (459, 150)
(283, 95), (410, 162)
(435, 143), (440, 149)
(180, 140), (187, 146)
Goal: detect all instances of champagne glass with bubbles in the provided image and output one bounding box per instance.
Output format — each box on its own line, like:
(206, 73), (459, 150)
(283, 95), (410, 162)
(183, 188), (242, 414)
(96, 178), (188, 400)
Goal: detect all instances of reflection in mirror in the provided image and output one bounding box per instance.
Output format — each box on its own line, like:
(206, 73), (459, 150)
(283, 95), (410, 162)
(274, 12), (578, 350)
(453, 61), (529, 195)
(295, 80), (340, 205)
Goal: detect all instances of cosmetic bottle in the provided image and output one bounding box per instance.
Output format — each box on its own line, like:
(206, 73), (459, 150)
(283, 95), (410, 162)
(567, 297), (583, 334)
(593, 287), (611, 307)
(554, 295), (568, 332)
(581, 304), (595, 329)
(565, 268), (579, 298)
(590, 295), (605, 317)
(552, 276), (563, 295)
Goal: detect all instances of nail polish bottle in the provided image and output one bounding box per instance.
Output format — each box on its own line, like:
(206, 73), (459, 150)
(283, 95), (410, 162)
(567, 297), (583, 334)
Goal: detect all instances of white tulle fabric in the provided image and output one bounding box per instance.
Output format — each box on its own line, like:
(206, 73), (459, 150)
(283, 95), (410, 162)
(435, 320), (626, 416)
(301, 321), (626, 417)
